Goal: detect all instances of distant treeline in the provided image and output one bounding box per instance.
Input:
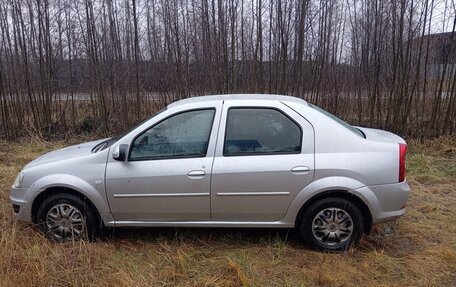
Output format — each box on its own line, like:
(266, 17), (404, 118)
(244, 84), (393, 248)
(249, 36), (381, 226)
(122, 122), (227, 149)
(0, 0), (455, 139)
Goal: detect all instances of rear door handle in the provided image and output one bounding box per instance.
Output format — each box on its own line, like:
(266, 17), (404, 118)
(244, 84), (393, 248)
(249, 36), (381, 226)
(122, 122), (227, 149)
(187, 170), (206, 178)
(291, 166), (310, 174)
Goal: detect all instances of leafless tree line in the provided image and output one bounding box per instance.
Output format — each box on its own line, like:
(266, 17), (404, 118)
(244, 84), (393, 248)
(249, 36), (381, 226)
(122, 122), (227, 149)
(0, 0), (455, 139)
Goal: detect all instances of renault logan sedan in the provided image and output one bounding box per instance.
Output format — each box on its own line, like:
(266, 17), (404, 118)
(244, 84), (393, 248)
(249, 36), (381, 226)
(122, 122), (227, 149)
(11, 94), (410, 251)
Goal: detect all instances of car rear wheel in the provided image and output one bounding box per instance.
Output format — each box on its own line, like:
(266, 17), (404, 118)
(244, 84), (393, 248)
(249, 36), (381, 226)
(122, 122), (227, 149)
(299, 197), (364, 251)
(36, 193), (98, 242)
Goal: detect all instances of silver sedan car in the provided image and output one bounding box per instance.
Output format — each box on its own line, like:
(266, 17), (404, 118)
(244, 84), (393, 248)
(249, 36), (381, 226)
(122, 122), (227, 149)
(11, 94), (410, 251)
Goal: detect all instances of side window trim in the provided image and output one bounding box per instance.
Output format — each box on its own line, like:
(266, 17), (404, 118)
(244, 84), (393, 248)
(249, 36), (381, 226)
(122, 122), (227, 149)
(222, 106), (303, 157)
(128, 108), (216, 161)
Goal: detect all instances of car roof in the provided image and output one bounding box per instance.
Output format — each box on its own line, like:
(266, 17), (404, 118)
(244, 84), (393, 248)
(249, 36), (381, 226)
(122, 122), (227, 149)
(167, 94), (308, 108)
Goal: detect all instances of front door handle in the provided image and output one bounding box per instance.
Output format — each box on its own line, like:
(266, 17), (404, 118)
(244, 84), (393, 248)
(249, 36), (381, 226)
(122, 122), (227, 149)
(187, 170), (206, 178)
(291, 166), (310, 174)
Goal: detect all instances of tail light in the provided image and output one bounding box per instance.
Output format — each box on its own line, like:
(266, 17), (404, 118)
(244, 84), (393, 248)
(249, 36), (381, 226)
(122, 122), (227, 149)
(399, 143), (407, 182)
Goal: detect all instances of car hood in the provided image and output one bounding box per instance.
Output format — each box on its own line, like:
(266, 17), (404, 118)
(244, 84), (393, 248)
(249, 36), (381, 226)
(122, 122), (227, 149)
(356, 127), (406, 144)
(24, 138), (108, 169)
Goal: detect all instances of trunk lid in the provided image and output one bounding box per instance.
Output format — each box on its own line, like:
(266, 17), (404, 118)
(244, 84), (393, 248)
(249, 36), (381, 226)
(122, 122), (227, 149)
(356, 127), (406, 144)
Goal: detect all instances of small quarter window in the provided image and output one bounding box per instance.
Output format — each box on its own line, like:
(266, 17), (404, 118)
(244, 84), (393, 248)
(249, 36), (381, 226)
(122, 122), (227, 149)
(224, 108), (302, 156)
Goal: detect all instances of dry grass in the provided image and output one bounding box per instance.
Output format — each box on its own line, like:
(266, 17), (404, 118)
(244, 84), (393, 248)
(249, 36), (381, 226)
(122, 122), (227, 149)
(1, 136), (455, 286)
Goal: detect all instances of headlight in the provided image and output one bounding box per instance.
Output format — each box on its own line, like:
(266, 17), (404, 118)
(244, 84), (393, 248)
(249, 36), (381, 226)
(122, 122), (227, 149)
(12, 172), (24, 188)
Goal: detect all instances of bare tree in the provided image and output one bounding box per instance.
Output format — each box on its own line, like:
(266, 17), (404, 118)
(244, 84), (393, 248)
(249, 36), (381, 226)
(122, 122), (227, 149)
(0, 0), (454, 139)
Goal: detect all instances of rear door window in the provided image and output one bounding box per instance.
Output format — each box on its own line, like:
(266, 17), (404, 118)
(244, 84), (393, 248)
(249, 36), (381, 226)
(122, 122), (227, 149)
(224, 108), (302, 156)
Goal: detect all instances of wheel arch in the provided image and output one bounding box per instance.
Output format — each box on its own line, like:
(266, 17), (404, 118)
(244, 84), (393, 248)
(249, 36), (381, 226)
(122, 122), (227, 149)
(295, 190), (373, 235)
(31, 186), (101, 225)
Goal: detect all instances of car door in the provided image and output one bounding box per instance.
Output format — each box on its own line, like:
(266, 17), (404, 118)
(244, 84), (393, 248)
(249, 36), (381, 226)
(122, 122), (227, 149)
(211, 100), (315, 221)
(105, 105), (221, 221)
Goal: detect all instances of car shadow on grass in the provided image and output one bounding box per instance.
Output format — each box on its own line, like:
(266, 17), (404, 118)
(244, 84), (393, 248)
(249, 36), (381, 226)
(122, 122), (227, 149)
(102, 226), (304, 248)
(98, 221), (401, 253)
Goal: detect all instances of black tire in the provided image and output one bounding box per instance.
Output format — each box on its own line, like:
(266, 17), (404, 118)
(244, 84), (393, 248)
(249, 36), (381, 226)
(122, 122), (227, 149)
(36, 193), (99, 242)
(299, 197), (364, 252)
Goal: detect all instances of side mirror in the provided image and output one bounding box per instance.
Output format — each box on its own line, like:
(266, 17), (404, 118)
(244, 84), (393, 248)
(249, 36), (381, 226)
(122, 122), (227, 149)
(112, 144), (129, 161)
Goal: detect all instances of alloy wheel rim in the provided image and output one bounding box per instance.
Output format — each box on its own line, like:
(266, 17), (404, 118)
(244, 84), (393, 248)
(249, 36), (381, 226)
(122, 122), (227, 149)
(45, 203), (85, 240)
(312, 207), (353, 246)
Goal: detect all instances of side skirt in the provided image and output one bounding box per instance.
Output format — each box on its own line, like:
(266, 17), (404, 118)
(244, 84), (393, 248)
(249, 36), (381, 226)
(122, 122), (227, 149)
(104, 220), (295, 228)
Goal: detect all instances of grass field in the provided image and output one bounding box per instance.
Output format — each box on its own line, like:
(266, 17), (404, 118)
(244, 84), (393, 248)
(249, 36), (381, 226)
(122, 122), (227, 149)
(1, 136), (455, 286)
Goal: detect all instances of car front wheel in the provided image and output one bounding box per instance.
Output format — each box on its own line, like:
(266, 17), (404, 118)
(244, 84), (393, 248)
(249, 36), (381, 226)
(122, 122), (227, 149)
(36, 193), (98, 242)
(299, 197), (364, 251)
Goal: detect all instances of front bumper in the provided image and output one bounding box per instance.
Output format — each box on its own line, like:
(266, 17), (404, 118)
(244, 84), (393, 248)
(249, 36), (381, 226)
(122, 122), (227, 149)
(354, 180), (411, 224)
(10, 187), (36, 223)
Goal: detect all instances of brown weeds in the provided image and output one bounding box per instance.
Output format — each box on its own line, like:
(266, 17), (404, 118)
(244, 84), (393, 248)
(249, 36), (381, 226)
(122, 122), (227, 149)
(0, 136), (455, 286)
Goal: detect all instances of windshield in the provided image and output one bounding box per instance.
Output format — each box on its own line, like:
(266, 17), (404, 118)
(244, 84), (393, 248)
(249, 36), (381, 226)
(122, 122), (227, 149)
(308, 104), (365, 138)
(91, 107), (167, 153)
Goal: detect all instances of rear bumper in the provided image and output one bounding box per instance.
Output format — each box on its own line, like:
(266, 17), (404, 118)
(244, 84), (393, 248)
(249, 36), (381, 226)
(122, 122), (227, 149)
(354, 180), (410, 224)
